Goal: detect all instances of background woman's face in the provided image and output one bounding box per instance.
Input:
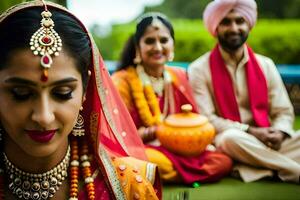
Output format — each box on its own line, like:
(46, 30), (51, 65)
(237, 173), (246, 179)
(0, 49), (83, 157)
(138, 23), (174, 69)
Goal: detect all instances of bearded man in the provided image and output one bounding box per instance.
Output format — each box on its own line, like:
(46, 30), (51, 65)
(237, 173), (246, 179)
(188, 0), (300, 183)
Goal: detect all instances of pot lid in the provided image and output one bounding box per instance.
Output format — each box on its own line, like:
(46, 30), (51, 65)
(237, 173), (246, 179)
(164, 104), (208, 127)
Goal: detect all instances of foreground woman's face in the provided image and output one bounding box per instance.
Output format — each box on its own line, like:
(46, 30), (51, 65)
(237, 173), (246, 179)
(0, 49), (83, 157)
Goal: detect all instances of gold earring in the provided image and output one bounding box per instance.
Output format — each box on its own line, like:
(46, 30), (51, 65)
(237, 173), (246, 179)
(168, 52), (174, 62)
(72, 113), (85, 136)
(133, 54), (142, 64)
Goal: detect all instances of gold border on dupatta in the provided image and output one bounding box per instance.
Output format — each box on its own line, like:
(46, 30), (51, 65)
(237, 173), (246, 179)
(89, 33), (130, 200)
(90, 35), (130, 155)
(99, 147), (126, 200)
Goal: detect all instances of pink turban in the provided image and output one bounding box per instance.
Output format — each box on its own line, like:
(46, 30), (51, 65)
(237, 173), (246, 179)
(203, 0), (257, 36)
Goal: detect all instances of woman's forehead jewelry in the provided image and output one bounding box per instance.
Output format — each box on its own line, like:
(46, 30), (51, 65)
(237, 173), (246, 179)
(29, 1), (62, 82)
(151, 16), (164, 29)
(136, 12), (167, 24)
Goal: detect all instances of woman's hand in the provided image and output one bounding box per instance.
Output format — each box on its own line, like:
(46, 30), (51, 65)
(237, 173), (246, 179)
(138, 126), (157, 142)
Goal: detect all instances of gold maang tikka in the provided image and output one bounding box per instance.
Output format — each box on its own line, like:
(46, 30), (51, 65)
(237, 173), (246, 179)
(151, 16), (164, 29)
(30, 1), (62, 82)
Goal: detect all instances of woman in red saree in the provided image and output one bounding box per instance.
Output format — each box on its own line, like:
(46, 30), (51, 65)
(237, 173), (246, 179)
(0, 1), (160, 199)
(112, 12), (232, 185)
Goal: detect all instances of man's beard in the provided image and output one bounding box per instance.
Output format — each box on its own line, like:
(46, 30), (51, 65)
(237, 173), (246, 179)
(218, 32), (248, 52)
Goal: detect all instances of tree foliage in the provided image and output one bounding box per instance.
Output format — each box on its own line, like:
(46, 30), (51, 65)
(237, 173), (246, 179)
(53, 0), (67, 7)
(144, 0), (210, 19)
(257, 0), (300, 18)
(0, 0), (20, 13)
(144, 0), (300, 19)
(93, 19), (300, 64)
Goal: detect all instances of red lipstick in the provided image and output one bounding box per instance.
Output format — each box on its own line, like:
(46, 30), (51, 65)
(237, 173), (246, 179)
(26, 130), (56, 143)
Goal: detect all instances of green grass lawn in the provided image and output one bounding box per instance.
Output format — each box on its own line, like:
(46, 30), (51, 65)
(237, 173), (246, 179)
(294, 116), (300, 130)
(163, 116), (300, 200)
(163, 178), (300, 200)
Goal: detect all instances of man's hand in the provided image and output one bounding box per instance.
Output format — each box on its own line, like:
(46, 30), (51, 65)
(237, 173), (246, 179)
(248, 126), (270, 145)
(248, 127), (287, 150)
(266, 129), (287, 150)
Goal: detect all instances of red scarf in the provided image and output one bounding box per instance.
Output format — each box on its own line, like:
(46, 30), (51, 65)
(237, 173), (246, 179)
(209, 45), (270, 127)
(166, 67), (200, 113)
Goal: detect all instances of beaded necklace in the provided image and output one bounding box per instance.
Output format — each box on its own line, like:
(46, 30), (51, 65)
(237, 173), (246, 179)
(3, 146), (70, 200)
(0, 136), (95, 200)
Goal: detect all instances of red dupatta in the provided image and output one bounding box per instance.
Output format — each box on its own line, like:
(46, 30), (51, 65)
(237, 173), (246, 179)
(166, 66), (199, 113)
(0, 1), (152, 200)
(209, 45), (270, 127)
(68, 5), (152, 200)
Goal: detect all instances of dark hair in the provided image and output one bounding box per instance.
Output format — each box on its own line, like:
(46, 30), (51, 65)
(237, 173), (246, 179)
(0, 6), (91, 90)
(117, 13), (174, 71)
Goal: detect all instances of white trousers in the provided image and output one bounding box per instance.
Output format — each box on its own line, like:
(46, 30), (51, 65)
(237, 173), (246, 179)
(215, 129), (300, 183)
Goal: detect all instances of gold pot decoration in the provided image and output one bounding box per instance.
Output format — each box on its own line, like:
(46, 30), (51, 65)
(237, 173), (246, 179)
(156, 104), (215, 157)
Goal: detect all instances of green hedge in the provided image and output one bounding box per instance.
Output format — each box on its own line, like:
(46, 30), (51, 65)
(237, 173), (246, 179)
(94, 19), (300, 64)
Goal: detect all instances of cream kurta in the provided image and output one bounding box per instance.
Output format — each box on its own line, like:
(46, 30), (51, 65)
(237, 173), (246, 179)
(188, 46), (294, 135)
(188, 45), (300, 183)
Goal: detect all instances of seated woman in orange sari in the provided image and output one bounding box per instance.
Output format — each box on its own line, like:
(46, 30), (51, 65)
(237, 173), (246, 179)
(0, 1), (160, 199)
(112, 12), (232, 185)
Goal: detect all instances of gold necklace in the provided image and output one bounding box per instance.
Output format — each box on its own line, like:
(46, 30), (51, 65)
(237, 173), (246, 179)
(148, 75), (164, 96)
(3, 146), (70, 200)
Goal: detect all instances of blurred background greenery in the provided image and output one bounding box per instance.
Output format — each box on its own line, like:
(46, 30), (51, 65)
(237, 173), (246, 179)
(1, 0), (299, 64)
(94, 19), (300, 64)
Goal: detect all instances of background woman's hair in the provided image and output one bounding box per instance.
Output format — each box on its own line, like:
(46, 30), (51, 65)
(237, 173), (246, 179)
(117, 13), (174, 71)
(0, 7), (91, 90)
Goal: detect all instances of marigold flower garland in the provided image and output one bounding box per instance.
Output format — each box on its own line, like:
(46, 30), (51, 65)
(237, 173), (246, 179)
(126, 65), (172, 127)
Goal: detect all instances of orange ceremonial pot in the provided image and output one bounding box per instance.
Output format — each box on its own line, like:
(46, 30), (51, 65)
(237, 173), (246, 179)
(156, 104), (215, 157)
